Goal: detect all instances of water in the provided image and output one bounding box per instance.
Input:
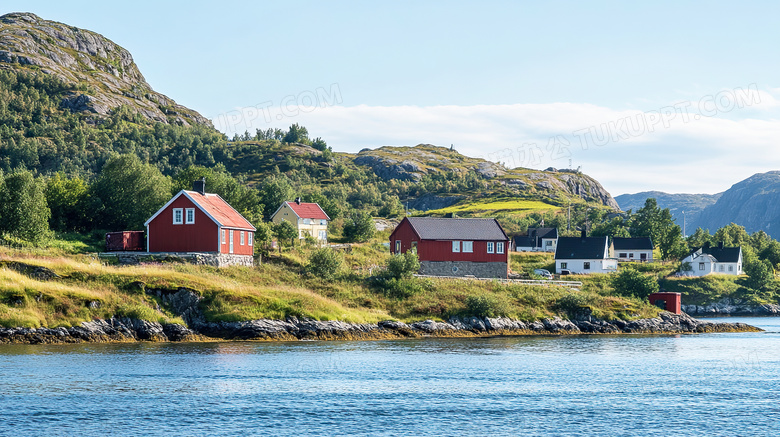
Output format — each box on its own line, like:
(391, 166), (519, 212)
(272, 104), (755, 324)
(1, 318), (779, 436)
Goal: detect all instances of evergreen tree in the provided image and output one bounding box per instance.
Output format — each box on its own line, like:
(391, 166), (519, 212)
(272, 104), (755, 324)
(0, 169), (53, 244)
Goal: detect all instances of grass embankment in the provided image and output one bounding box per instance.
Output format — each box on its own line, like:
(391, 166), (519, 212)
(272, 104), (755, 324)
(426, 199), (559, 216)
(0, 236), (662, 330)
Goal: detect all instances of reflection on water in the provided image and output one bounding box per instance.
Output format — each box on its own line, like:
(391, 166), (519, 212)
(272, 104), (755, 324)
(1, 317), (779, 436)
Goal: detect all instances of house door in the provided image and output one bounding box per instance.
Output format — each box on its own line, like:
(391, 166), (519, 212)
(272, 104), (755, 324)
(229, 230), (234, 254)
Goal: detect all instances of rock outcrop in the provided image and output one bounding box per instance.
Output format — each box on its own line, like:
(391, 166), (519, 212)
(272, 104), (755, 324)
(0, 12), (210, 127)
(683, 298), (780, 316)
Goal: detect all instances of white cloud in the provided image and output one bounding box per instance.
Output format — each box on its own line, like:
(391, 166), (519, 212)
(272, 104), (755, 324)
(211, 86), (780, 197)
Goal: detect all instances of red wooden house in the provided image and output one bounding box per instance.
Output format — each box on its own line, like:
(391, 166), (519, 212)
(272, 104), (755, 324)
(144, 180), (256, 264)
(390, 217), (510, 278)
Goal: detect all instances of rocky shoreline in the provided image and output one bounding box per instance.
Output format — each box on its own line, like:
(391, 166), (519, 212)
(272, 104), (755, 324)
(683, 298), (780, 316)
(0, 312), (762, 345)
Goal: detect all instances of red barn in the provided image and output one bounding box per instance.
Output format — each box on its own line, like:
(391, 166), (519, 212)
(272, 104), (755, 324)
(144, 180), (256, 266)
(389, 217), (510, 278)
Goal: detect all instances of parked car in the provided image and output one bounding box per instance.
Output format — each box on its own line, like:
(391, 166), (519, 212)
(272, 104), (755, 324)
(533, 268), (553, 279)
(558, 269), (571, 276)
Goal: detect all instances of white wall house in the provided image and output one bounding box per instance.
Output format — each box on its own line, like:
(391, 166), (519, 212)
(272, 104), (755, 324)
(680, 244), (743, 276)
(554, 233), (617, 274)
(612, 237), (654, 262)
(514, 227), (558, 252)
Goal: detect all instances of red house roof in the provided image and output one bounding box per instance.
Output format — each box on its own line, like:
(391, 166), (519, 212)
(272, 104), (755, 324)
(280, 201), (330, 220)
(144, 190), (256, 231)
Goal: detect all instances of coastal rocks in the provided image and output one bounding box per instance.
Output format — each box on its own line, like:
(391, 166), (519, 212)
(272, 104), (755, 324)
(682, 298), (780, 316)
(0, 261), (60, 280)
(0, 317), (199, 344)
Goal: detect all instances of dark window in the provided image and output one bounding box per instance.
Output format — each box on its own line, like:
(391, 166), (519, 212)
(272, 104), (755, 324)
(584, 262), (591, 269)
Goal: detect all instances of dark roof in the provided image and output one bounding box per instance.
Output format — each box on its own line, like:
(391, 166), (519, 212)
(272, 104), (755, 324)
(405, 217), (508, 241)
(613, 237), (654, 251)
(514, 227), (558, 248)
(555, 236), (609, 260)
(689, 246), (742, 263)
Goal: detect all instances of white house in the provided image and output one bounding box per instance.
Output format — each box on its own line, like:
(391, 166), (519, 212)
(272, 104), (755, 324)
(612, 237), (654, 262)
(680, 243), (743, 276)
(514, 227), (558, 252)
(554, 232), (617, 274)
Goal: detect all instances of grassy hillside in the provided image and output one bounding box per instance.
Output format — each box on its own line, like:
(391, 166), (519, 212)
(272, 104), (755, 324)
(0, 238), (661, 329)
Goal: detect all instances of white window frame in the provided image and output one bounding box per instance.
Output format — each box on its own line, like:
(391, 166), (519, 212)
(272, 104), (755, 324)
(462, 241), (473, 253)
(248, 232), (253, 246)
(560, 262), (567, 269)
(497, 242), (505, 254)
(173, 208), (183, 225)
(240, 231), (245, 246)
(320, 219), (327, 225)
(584, 262), (591, 270)
(395, 240), (401, 253)
(452, 241), (461, 253)
(185, 208), (195, 224)
(487, 242), (495, 253)
(319, 230), (327, 241)
(221, 229), (226, 245)
(229, 230), (234, 254)
(303, 218), (311, 225)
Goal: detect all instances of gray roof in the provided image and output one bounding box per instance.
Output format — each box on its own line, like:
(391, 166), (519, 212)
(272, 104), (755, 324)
(515, 227), (559, 248)
(555, 236), (609, 260)
(613, 237), (654, 251)
(405, 217), (508, 241)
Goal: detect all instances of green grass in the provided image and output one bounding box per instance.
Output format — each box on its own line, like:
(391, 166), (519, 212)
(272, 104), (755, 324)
(426, 199), (560, 216)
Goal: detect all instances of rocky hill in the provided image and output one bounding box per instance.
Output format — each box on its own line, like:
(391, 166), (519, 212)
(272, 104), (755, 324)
(615, 191), (722, 231)
(0, 12), (209, 126)
(696, 171), (780, 236)
(351, 145), (620, 210)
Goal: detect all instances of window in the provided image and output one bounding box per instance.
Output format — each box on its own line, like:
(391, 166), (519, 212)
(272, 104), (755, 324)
(629, 253), (634, 259)
(497, 242), (505, 254)
(240, 231), (245, 245)
(452, 241), (461, 253)
(462, 241), (473, 253)
(729, 265), (733, 272)
(640, 253), (647, 260)
(619, 253), (627, 258)
(303, 218), (311, 225)
(248, 232), (253, 246)
(185, 208), (195, 224)
(545, 240), (552, 247)
(319, 230), (327, 241)
(487, 242), (495, 253)
(221, 229), (226, 244)
(411, 241), (418, 253)
(321, 220), (327, 225)
(173, 208), (183, 224)
(719, 264), (724, 272)
(699, 262), (705, 270)
(584, 262), (591, 270)
(395, 240), (401, 253)
(560, 262), (567, 269)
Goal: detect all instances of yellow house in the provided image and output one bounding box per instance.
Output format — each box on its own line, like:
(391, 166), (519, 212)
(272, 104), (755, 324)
(270, 198), (330, 242)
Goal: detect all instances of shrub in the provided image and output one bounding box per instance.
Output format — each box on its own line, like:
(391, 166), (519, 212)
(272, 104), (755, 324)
(307, 247), (343, 280)
(386, 252), (420, 279)
(465, 293), (510, 318)
(343, 212), (375, 242)
(612, 268), (659, 300)
(555, 293), (592, 318)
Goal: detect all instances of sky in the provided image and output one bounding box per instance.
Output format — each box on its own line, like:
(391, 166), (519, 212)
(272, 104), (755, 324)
(4, 1), (780, 196)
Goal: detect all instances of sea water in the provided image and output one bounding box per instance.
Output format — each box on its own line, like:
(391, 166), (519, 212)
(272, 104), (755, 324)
(1, 317), (779, 436)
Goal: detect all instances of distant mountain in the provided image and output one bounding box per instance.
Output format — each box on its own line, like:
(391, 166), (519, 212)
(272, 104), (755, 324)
(615, 191), (721, 232)
(696, 171), (780, 236)
(0, 12), (209, 126)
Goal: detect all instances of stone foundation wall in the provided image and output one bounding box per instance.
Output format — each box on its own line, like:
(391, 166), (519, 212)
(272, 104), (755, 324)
(419, 261), (507, 279)
(101, 252), (255, 268)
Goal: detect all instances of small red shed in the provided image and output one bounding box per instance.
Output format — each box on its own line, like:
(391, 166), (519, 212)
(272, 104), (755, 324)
(144, 180), (256, 256)
(105, 231), (145, 251)
(389, 217), (510, 278)
(649, 292), (682, 314)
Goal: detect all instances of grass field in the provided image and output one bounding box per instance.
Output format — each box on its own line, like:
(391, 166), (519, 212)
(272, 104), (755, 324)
(426, 199), (560, 216)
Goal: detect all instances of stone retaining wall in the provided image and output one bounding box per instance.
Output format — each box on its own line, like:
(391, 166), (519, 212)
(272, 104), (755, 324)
(419, 261), (507, 279)
(100, 252), (254, 267)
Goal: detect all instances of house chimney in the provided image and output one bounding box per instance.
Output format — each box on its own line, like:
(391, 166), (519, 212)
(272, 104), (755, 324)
(718, 241), (724, 249)
(193, 177), (206, 195)
(295, 197), (302, 205)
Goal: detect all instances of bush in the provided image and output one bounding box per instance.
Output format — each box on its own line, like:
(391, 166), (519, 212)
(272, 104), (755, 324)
(612, 268), (659, 300)
(343, 212), (375, 242)
(465, 293), (510, 318)
(380, 277), (428, 299)
(386, 252), (420, 279)
(555, 293), (592, 318)
(307, 247), (343, 280)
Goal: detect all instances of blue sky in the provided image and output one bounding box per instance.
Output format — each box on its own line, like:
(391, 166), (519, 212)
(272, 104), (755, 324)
(5, 1), (780, 196)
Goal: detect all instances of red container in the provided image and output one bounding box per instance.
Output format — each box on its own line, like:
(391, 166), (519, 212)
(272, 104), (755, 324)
(105, 231), (145, 252)
(649, 292), (682, 314)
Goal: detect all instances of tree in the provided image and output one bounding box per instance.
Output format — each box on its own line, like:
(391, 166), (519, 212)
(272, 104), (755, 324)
(273, 220), (297, 253)
(45, 173), (91, 232)
(259, 175), (296, 220)
(90, 154), (172, 230)
(687, 227), (712, 248)
(0, 169), (52, 244)
(744, 258), (774, 291)
(629, 198), (684, 260)
(307, 247), (343, 280)
(656, 223), (688, 261)
(343, 211), (375, 243)
(611, 268), (659, 300)
(253, 221), (273, 257)
(283, 123), (309, 144)
(713, 223), (750, 248)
